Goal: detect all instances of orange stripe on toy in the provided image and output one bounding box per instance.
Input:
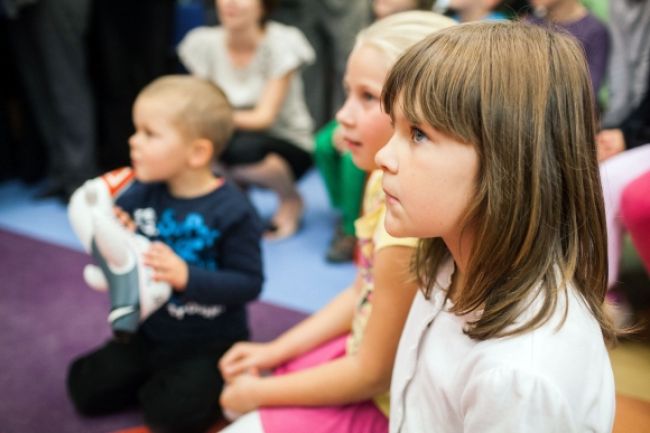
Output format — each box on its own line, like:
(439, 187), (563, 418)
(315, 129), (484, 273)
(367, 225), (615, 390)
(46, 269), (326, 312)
(100, 167), (135, 198)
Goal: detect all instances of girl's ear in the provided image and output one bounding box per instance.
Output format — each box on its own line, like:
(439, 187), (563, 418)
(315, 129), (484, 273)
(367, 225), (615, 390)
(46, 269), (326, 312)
(188, 138), (214, 168)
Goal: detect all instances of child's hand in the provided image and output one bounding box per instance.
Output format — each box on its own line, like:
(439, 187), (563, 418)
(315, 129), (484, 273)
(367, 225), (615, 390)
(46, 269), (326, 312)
(219, 342), (281, 383)
(596, 128), (625, 162)
(220, 373), (262, 415)
(113, 206), (136, 232)
(143, 241), (189, 290)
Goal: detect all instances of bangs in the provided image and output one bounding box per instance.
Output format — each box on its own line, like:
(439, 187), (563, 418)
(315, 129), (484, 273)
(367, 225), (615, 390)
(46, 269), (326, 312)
(382, 24), (485, 146)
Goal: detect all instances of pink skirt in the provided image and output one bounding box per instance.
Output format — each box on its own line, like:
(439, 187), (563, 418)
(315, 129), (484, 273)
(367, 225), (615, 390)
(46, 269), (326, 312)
(259, 335), (388, 433)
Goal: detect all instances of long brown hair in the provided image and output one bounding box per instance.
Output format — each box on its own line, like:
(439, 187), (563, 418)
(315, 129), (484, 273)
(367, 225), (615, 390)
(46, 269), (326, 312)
(382, 21), (615, 342)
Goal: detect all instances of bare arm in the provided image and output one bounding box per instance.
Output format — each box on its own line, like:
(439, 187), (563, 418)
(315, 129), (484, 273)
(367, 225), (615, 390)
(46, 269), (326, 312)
(219, 274), (361, 380)
(220, 245), (417, 411)
(233, 70), (293, 131)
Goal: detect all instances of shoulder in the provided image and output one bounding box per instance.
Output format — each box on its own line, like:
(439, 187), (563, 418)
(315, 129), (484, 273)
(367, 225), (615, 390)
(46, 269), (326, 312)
(181, 25), (222, 45)
(178, 26), (223, 64)
(214, 182), (263, 229)
(460, 366), (577, 431)
(571, 13), (609, 39)
(263, 21), (315, 64)
(115, 181), (160, 208)
(265, 21), (306, 40)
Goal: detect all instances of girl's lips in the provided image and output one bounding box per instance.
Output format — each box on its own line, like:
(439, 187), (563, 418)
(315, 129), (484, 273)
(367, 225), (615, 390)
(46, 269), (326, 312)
(383, 188), (399, 204)
(343, 137), (361, 148)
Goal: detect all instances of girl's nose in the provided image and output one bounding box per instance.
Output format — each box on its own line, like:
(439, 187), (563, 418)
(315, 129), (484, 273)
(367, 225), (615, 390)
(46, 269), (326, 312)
(335, 97), (355, 128)
(128, 132), (139, 149)
(375, 134), (398, 173)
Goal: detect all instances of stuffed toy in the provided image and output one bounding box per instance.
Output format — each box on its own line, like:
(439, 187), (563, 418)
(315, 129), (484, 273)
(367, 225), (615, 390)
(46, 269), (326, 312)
(68, 167), (171, 335)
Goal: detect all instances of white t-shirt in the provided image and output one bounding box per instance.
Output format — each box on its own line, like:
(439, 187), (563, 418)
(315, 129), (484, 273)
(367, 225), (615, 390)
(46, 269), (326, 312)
(391, 258), (615, 433)
(178, 21), (315, 151)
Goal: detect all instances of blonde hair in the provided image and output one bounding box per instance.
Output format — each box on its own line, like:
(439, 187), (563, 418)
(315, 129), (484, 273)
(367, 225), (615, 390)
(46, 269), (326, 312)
(138, 75), (234, 158)
(355, 10), (456, 67)
(382, 21), (614, 342)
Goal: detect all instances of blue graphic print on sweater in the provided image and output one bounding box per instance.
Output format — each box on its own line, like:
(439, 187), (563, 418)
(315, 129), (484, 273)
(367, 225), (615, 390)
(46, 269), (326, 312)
(157, 209), (220, 270)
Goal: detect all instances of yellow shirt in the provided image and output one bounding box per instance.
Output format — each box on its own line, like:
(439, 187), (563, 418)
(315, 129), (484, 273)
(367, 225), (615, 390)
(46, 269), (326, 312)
(346, 170), (418, 416)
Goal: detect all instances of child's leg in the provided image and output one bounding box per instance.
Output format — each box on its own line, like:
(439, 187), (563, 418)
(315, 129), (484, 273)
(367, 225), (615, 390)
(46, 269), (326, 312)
(314, 120), (344, 210)
(260, 399), (388, 433)
(620, 170), (650, 274)
(66, 335), (150, 414)
(139, 339), (234, 433)
(259, 335), (388, 433)
(220, 411), (265, 433)
(599, 145), (650, 287)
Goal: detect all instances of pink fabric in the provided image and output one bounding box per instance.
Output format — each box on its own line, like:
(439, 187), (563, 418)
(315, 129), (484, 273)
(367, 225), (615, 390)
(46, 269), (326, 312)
(600, 144), (650, 287)
(620, 170), (650, 274)
(259, 335), (388, 433)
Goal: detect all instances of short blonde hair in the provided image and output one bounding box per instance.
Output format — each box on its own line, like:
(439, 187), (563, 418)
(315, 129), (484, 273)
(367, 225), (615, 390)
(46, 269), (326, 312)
(137, 75), (234, 158)
(383, 21), (613, 342)
(355, 10), (456, 68)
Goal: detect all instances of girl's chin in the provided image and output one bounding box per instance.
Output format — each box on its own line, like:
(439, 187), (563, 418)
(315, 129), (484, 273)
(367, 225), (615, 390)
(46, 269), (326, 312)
(349, 154), (373, 172)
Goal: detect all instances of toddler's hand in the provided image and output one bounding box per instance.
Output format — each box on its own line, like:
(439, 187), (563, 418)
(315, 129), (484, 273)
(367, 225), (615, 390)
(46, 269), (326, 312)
(143, 241), (189, 290)
(596, 129), (625, 162)
(113, 206), (136, 232)
(220, 374), (262, 416)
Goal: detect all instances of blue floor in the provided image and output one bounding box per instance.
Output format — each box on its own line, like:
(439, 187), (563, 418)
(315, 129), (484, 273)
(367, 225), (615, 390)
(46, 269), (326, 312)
(0, 169), (356, 313)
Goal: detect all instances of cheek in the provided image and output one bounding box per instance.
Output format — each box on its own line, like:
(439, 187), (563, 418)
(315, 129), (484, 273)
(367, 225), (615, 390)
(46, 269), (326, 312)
(364, 112), (393, 147)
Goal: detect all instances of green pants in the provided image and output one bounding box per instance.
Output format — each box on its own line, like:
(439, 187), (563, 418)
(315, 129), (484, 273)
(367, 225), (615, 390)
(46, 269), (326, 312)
(314, 120), (366, 236)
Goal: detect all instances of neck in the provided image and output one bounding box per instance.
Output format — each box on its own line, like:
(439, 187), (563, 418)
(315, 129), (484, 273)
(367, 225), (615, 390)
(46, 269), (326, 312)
(443, 227), (475, 303)
(459, 7), (491, 23)
(226, 24), (264, 51)
(544, 1), (586, 23)
(167, 169), (221, 198)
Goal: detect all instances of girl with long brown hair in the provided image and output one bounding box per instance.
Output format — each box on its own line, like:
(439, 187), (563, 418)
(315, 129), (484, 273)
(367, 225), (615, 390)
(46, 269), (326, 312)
(376, 21), (616, 432)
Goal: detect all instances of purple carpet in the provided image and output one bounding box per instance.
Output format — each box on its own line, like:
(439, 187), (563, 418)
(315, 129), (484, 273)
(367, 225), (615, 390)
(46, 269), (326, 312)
(0, 229), (306, 433)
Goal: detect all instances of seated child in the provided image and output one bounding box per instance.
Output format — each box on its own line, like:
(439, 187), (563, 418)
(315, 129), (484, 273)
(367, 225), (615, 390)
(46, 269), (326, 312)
(315, 0), (436, 263)
(217, 11), (456, 433)
(377, 21), (616, 432)
(66, 75), (264, 433)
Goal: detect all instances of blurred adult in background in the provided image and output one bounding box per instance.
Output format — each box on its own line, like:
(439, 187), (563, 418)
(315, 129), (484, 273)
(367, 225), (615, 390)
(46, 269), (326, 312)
(0, 4), (47, 184)
(3, 0), (97, 202)
(298, 0), (371, 129)
(179, 0), (315, 240)
(89, 0), (176, 172)
(598, 0), (650, 159)
(526, 0), (610, 104)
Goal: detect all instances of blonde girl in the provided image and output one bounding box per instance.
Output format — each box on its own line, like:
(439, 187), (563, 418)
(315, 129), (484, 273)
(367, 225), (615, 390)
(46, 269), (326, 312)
(376, 21), (616, 432)
(217, 11), (455, 433)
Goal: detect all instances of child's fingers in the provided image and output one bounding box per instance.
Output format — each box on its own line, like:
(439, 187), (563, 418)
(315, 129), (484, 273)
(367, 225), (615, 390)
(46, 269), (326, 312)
(220, 347), (253, 377)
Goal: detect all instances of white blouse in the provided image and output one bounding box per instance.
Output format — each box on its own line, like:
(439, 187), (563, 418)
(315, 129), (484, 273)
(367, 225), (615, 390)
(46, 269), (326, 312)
(391, 259), (615, 433)
(178, 21), (315, 151)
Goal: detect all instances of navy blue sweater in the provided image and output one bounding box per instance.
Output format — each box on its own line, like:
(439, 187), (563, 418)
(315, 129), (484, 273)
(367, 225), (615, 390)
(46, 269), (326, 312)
(117, 180), (264, 343)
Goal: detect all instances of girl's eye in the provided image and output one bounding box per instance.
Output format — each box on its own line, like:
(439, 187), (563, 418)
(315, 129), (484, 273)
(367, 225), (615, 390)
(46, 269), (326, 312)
(410, 127), (428, 144)
(361, 91), (377, 102)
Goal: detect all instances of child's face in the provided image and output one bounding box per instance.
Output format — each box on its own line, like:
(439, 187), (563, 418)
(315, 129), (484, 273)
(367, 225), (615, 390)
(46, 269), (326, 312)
(216, 0), (263, 30)
(129, 96), (191, 183)
(376, 103), (479, 241)
(372, 0), (419, 19)
(336, 45), (393, 172)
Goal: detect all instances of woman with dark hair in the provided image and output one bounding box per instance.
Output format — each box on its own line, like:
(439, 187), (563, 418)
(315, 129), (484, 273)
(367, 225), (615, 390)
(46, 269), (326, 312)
(179, 0), (315, 239)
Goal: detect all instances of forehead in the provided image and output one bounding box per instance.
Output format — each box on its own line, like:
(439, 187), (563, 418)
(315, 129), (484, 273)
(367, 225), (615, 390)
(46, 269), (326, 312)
(345, 44), (390, 86)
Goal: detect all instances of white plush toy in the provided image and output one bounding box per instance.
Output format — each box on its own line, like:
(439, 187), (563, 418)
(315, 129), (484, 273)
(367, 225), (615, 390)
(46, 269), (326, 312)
(68, 167), (171, 335)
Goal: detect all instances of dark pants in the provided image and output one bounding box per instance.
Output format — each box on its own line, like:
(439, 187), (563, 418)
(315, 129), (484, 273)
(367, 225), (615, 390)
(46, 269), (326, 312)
(67, 333), (234, 433)
(222, 130), (313, 181)
(7, 0), (98, 195)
